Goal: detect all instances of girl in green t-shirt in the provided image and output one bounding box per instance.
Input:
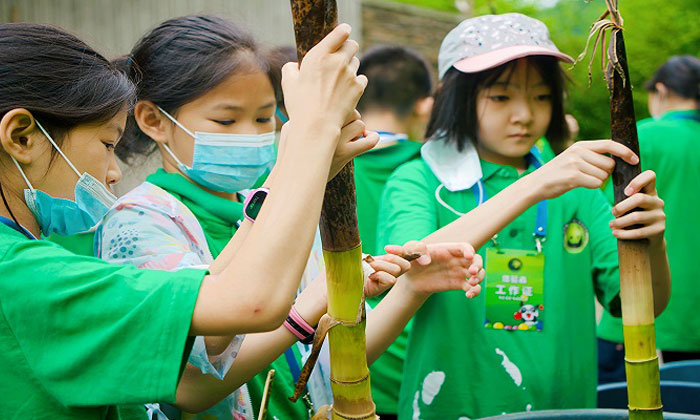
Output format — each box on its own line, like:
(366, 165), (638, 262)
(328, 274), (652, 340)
(99, 15), (485, 420)
(0, 22), (373, 419)
(377, 13), (671, 419)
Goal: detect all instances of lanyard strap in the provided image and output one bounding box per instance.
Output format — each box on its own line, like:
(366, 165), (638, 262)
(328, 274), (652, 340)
(0, 216), (36, 240)
(471, 148), (548, 248)
(284, 347), (302, 384)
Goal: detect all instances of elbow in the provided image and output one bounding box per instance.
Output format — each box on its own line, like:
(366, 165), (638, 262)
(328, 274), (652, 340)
(244, 296), (291, 332)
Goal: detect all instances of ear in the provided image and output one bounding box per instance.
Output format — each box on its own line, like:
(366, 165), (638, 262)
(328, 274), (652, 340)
(654, 82), (668, 98)
(0, 108), (39, 164)
(133, 100), (170, 145)
(414, 97), (435, 121)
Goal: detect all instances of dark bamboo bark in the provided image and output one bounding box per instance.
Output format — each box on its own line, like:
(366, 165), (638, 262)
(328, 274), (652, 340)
(290, 2), (375, 419)
(290, 0), (360, 252)
(608, 29), (663, 420)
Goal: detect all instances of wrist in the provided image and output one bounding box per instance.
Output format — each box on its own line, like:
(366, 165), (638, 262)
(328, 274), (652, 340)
(396, 274), (432, 306)
(293, 285), (327, 326)
(518, 174), (546, 204)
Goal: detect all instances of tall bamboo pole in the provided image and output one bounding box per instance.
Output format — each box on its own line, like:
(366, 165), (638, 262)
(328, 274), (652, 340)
(605, 2), (662, 419)
(289, 2), (377, 419)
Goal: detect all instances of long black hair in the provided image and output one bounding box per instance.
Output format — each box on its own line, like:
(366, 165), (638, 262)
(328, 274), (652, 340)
(645, 55), (700, 109)
(426, 55), (569, 152)
(116, 15), (277, 163)
(0, 23), (135, 222)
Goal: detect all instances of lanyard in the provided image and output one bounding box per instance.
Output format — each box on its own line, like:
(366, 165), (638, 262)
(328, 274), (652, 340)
(434, 147), (547, 252)
(284, 347), (302, 384)
(669, 112), (700, 123)
(0, 216), (36, 240)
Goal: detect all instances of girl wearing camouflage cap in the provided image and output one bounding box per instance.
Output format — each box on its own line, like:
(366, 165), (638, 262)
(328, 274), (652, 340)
(377, 13), (670, 418)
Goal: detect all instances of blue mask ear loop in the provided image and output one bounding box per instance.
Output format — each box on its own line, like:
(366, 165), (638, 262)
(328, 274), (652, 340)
(275, 107), (289, 124)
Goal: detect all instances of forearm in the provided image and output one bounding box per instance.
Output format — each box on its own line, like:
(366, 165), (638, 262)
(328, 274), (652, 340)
(191, 121), (339, 335)
(425, 176), (540, 250)
(648, 238), (671, 316)
(176, 280), (327, 413)
(365, 279), (427, 365)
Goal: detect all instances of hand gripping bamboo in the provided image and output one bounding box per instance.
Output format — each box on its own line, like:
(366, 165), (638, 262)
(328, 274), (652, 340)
(289, 1), (377, 419)
(603, 2), (662, 419)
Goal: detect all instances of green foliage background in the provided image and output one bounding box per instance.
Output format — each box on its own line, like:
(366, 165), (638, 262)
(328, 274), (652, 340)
(388, 0), (700, 139)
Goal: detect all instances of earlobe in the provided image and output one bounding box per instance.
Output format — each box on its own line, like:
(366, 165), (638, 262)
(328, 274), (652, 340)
(134, 100), (169, 144)
(0, 108), (37, 164)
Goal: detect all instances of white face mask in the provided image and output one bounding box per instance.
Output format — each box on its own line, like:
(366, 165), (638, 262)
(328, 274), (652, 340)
(158, 106), (276, 192)
(11, 120), (116, 236)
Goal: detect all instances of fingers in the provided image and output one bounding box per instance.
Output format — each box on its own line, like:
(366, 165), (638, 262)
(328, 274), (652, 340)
(612, 223), (665, 241)
(583, 140), (639, 165)
(316, 23), (352, 53)
(612, 191), (664, 217)
(611, 208), (665, 230)
(402, 240), (430, 265)
(368, 271), (397, 289)
(335, 132), (378, 165)
(579, 148), (616, 175)
(336, 38), (359, 63)
(340, 119), (366, 141)
(349, 55), (360, 75)
(372, 253), (411, 277)
(465, 284), (481, 299)
(623, 170), (657, 197)
(343, 109), (361, 127)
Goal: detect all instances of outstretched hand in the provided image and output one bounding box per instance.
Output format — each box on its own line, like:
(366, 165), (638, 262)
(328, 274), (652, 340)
(384, 241), (484, 299)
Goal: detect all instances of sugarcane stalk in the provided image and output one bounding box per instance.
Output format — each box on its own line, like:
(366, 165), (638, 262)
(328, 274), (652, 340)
(289, 1), (377, 419)
(605, 3), (662, 418)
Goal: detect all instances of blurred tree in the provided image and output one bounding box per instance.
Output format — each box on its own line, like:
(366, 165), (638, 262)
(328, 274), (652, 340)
(384, 0), (700, 139)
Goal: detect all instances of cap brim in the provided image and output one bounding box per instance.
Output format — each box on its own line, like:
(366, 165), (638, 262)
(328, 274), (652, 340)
(453, 45), (574, 74)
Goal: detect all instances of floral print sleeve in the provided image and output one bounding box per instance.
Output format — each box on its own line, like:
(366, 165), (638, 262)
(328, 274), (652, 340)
(96, 182), (213, 269)
(96, 182), (246, 402)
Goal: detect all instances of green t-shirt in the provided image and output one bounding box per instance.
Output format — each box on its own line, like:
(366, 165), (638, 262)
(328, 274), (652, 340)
(0, 221), (205, 419)
(378, 158), (621, 419)
(354, 139), (422, 414)
(598, 109), (700, 351)
(147, 170), (310, 420)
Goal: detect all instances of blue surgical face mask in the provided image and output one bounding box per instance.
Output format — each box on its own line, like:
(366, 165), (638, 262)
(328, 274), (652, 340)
(11, 120), (117, 237)
(158, 106), (276, 193)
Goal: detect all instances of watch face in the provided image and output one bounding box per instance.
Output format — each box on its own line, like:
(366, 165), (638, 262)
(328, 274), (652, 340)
(247, 190), (266, 220)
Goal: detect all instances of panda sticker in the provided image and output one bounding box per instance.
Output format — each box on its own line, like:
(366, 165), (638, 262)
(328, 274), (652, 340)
(563, 219), (589, 254)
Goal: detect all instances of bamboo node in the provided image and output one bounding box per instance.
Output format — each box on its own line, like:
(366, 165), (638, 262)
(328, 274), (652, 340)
(330, 373), (370, 386)
(629, 404), (664, 411)
(623, 355), (659, 364)
(332, 407), (377, 420)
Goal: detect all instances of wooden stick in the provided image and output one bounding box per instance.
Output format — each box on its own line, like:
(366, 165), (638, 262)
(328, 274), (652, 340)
(607, 25), (663, 420)
(289, 1), (377, 419)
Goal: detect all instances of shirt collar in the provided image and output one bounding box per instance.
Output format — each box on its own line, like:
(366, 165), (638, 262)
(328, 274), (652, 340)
(146, 169), (243, 225)
(0, 216), (36, 240)
(373, 131), (409, 148)
(422, 137), (543, 191)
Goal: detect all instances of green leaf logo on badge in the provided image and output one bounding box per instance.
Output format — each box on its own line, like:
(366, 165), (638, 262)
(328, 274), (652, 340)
(563, 219), (589, 254)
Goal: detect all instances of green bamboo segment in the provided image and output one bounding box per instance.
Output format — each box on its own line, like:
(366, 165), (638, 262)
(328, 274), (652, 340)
(289, 1), (377, 418)
(323, 247), (376, 419)
(324, 247), (365, 321)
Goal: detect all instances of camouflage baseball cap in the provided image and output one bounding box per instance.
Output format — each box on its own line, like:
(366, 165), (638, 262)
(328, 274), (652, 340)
(438, 13), (573, 80)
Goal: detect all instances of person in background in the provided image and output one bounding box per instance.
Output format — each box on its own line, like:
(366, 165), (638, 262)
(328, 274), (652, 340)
(351, 44), (434, 420)
(598, 55), (700, 383)
(377, 14), (670, 418)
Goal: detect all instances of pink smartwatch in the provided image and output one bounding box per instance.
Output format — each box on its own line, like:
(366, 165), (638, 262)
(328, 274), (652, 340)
(243, 187), (269, 222)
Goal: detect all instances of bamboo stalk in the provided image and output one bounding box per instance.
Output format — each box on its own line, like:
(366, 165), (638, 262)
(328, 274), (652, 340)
(289, 1), (377, 419)
(607, 20), (663, 420)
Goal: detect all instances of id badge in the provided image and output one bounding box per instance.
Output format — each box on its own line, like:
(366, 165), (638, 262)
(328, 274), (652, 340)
(484, 248), (545, 332)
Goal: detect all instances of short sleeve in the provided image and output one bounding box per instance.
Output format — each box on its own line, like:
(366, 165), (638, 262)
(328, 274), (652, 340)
(0, 239), (206, 406)
(585, 189), (622, 316)
(97, 185), (213, 271)
(377, 161), (439, 251)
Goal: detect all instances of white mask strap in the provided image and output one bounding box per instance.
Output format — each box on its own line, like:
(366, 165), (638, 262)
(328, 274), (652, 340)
(156, 106), (196, 138)
(10, 156), (35, 191)
(434, 184), (466, 217)
(35, 120), (81, 178)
